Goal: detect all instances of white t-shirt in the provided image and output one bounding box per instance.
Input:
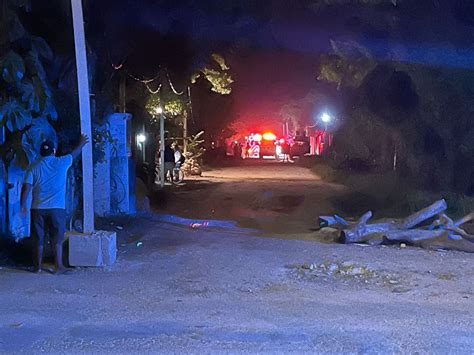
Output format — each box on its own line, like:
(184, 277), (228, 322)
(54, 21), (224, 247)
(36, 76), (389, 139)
(174, 150), (183, 164)
(23, 155), (73, 209)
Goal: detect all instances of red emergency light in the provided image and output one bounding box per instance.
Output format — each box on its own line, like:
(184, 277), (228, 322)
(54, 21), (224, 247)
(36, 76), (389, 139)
(262, 132), (276, 141)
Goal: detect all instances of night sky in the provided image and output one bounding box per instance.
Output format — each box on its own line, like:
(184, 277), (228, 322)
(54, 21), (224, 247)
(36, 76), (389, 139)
(31, 0), (474, 133)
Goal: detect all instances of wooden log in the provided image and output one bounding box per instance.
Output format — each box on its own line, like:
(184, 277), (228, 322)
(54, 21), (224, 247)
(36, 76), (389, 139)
(339, 211), (373, 243)
(430, 213), (473, 240)
(384, 229), (448, 242)
(318, 215), (350, 228)
(455, 212), (474, 227)
(419, 233), (474, 253)
(439, 213), (455, 226)
(445, 227), (471, 240)
(341, 221), (398, 244)
(362, 232), (385, 245)
(399, 199), (447, 229)
(356, 211), (373, 226)
(427, 213), (452, 230)
(318, 216), (337, 228)
(319, 215), (349, 228)
(334, 215), (350, 227)
(459, 233), (474, 242)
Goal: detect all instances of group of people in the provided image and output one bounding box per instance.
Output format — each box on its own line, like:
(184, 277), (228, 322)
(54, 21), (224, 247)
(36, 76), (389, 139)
(232, 138), (294, 162)
(155, 141), (185, 185)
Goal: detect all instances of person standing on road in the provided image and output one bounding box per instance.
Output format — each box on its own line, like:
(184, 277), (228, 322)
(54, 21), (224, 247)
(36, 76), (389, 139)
(172, 142), (185, 184)
(164, 143), (175, 184)
(172, 142), (184, 166)
(20, 134), (89, 274)
(155, 141), (175, 185)
(233, 141), (242, 160)
(282, 141), (290, 163)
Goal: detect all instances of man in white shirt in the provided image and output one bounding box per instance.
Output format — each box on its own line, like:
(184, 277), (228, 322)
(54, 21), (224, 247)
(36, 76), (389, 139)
(172, 142), (185, 184)
(172, 142), (183, 166)
(20, 134), (89, 273)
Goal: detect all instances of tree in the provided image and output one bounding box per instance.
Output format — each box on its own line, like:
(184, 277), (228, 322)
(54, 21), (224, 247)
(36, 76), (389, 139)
(191, 54), (234, 95)
(317, 25), (474, 194)
(279, 90), (331, 134)
(0, 0), (58, 167)
(318, 40), (376, 90)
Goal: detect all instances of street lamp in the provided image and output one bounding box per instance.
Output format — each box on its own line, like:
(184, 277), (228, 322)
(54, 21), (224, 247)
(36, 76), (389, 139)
(137, 133), (146, 162)
(321, 112), (332, 124)
(320, 112), (332, 156)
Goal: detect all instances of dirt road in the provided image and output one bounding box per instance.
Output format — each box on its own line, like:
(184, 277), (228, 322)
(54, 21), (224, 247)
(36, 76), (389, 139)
(1, 161), (473, 352)
(154, 160), (347, 237)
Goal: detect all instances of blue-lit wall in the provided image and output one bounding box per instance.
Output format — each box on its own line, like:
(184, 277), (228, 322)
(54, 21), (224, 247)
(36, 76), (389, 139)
(0, 127), (5, 237)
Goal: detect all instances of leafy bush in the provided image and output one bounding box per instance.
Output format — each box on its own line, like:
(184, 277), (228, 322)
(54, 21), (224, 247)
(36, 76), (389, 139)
(182, 131), (205, 176)
(0, 1), (57, 167)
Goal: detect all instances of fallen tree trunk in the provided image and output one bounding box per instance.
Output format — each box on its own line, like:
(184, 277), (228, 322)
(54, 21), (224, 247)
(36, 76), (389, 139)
(357, 211), (373, 226)
(459, 233), (474, 242)
(318, 215), (349, 228)
(341, 221), (398, 244)
(320, 198), (474, 252)
(400, 199), (447, 229)
(427, 213), (474, 241)
(455, 212), (474, 227)
(420, 235), (474, 253)
(341, 201), (447, 244)
(384, 229), (449, 243)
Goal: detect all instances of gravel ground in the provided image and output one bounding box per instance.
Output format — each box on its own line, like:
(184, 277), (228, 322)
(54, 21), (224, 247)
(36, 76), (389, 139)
(1, 162), (473, 353)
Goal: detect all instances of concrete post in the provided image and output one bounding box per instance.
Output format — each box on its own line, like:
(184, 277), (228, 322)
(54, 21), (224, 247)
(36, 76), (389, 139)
(109, 113), (132, 214)
(71, 0), (94, 233)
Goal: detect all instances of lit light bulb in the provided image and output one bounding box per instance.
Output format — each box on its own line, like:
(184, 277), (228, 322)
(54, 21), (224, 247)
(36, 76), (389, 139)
(321, 113), (331, 123)
(137, 134), (146, 143)
(155, 106), (163, 115)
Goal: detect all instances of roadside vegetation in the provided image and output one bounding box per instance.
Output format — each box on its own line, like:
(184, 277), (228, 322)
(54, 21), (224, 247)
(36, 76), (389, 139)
(308, 157), (474, 219)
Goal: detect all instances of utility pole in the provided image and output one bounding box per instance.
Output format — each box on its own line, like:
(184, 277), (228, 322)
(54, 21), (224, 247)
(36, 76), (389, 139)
(159, 110), (165, 188)
(71, 0), (94, 233)
(184, 86), (192, 153)
(183, 111), (188, 154)
(119, 74), (126, 113)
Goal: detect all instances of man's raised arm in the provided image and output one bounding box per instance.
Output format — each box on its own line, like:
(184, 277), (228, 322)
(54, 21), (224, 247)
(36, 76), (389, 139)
(70, 134), (89, 160)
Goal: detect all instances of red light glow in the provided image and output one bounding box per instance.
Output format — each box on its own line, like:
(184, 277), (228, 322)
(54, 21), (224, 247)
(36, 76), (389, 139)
(262, 132), (276, 141)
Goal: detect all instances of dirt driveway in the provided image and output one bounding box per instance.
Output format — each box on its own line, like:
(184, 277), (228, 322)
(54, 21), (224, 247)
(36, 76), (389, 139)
(1, 161), (473, 352)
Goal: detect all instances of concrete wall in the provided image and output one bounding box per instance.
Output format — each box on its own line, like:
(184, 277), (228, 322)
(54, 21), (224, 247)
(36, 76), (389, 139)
(92, 113), (135, 217)
(0, 127), (5, 237)
(93, 138), (111, 217)
(109, 113), (134, 215)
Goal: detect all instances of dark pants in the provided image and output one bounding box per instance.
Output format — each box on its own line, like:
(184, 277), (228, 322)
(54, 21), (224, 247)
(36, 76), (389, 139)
(31, 209), (66, 248)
